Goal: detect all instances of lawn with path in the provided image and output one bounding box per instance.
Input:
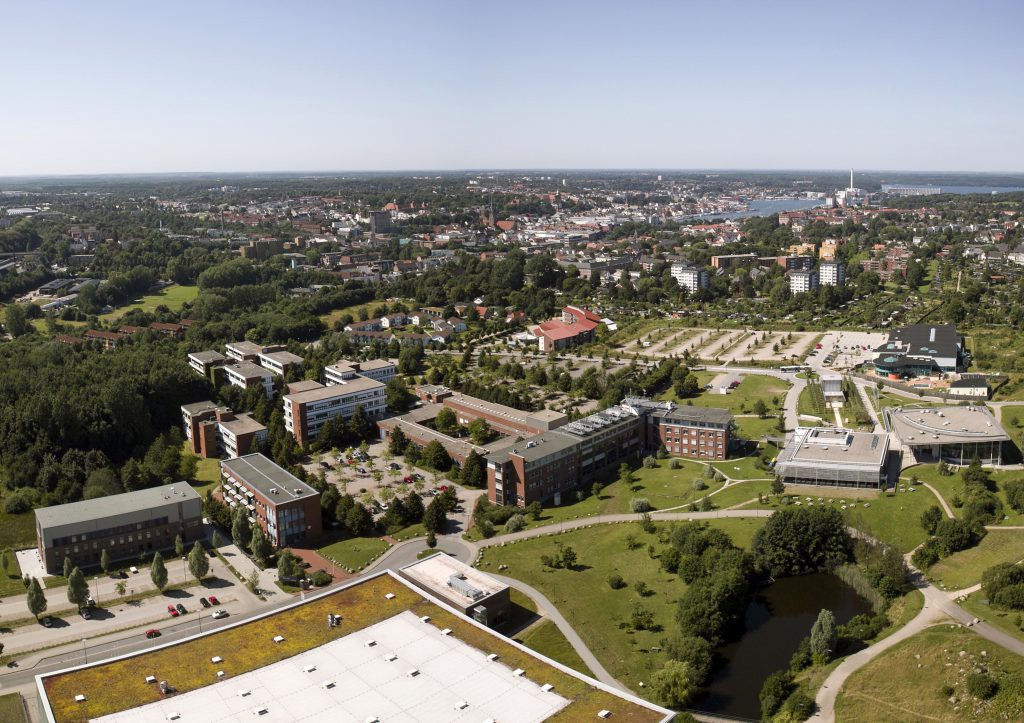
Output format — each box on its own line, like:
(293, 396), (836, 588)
(903, 463), (1024, 526)
(478, 518), (765, 693)
(834, 625), (1024, 722)
(959, 590), (1024, 645)
(659, 373), (790, 416)
(514, 619), (595, 677)
(317, 536), (390, 572)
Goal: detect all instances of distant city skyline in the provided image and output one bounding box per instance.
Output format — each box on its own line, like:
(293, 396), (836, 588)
(3, 0), (1022, 175)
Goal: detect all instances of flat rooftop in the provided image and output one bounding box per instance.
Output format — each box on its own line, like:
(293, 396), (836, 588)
(93, 611), (569, 723)
(35, 484), (200, 530)
(218, 413), (266, 436)
(188, 350), (225, 363)
(286, 379), (324, 394)
(285, 375), (384, 403)
(225, 341), (264, 355)
(888, 405), (1010, 444)
(38, 573), (670, 723)
(223, 361), (270, 379)
(401, 553), (508, 603)
(182, 400), (219, 415)
(447, 394), (567, 430)
(258, 350), (304, 365)
(777, 427), (890, 468)
(221, 454), (319, 502)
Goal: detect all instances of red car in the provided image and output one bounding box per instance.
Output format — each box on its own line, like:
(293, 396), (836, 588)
(167, 605), (179, 617)
(145, 629), (161, 639)
(815, 343), (823, 349)
(403, 475), (414, 483)
(207, 595), (220, 606)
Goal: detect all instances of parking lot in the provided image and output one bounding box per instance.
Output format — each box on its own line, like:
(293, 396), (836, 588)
(810, 331), (887, 369)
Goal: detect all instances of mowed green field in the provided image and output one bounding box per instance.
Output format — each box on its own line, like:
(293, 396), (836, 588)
(903, 464), (1024, 527)
(515, 620), (594, 677)
(661, 373), (790, 416)
(479, 518), (765, 692)
(98, 284), (198, 322)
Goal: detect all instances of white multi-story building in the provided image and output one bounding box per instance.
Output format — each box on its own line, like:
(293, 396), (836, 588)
(283, 377), (386, 445)
(670, 263), (709, 293)
(223, 362), (275, 399)
(187, 350), (225, 376)
(819, 261), (845, 287)
(257, 350), (305, 376)
(788, 269), (819, 295)
(325, 358), (397, 386)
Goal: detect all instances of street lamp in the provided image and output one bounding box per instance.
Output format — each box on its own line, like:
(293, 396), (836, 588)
(82, 638), (88, 664)
(197, 610), (202, 634)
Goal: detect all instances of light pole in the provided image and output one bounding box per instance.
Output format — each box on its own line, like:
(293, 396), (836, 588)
(197, 610), (202, 634)
(82, 638), (88, 664)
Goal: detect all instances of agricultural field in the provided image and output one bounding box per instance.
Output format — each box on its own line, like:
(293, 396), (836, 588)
(98, 284), (198, 322)
(479, 518), (765, 691)
(835, 626), (1024, 722)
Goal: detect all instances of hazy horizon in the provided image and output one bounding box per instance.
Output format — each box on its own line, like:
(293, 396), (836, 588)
(4, 0), (1022, 175)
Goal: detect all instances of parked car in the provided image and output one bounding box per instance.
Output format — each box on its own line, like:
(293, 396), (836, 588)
(199, 597), (211, 608)
(86, 595), (95, 607)
(388, 463), (401, 471)
(41, 616), (54, 628)
(167, 605), (179, 617)
(319, 461), (330, 469)
(208, 595), (220, 605)
(80, 607), (92, 620)
(212, 609), (228, 619)
(403, 476), (414, 483)
(175, 603), (187, 615)
(413, 473), (424, 481)
(357, 467), (367, 474)
(145, 629), (161, 639)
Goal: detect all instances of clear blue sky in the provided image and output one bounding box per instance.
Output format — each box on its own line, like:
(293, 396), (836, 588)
(3, 0), (1022, 174)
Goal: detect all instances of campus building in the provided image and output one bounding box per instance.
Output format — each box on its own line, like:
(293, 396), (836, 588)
(225, 341), (281, 363)
(774, 427), (891, 489)
(398, 553), (511, 628)
(283, 377), (386, 446)
(325, 358), (397, 386)
(182, 402), (267, 459)
(886, 405), (1009, 465)
(872, 324), (963, 378)
(34, 572), (672, 723)
(486, 398), (733, 506)
(223, 362), (275, 399)
(220, 454), (322, 548)
(531, 305), (601, 353)
(34, 485), (203, 574)
(187, 350), (225, 377)
(257, 350), (305, 376)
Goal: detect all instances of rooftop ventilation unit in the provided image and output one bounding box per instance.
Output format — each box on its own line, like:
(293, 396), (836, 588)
(447, 573), (485, 601)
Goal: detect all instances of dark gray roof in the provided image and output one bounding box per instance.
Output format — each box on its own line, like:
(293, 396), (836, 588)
(221, 454), (319, 501)
(874, 324), (960, 360)
(189, 350), (226, 363)
(654, 406), (733, 426)
(35, 484), (200, 529)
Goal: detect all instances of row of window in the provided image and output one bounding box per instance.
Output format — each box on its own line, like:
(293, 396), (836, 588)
(53, 517), (171, 547)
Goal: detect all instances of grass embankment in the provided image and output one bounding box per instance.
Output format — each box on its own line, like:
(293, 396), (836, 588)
(835, 625), (1024, 722)
(479, 519), (765, 692)
(0, 693), (27, 723)
(959, 590), (1024, 645)
(43, 574), (660, 723)
(317, 537), (390, 572)
(516, 620), (595, 677)
(928, 530), (1024, 591)
(98, 284), (198, 322)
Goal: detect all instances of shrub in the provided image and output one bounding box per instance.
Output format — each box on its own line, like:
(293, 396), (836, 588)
(693, 479), (707, 491)
(643, 455), (657, 469)
(966, 673), (998, 699)
(310, 570), (332, 586)
(607, 574), (626, 589)
(504, 514), (525, 534)
(911, 539), (941, 569)
(939, 684), (954, 698)
(479, 520), (495, 538)
(631, 498), (652, 513)
(4, 488), (38, 514)
(760, 670), (794, 719)
(783, 691), (815, 718)
(670, 458), (682, 469)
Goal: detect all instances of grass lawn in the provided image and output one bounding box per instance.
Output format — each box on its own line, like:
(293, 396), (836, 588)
(179, 441), (222, 498)
(928, 530), (1024, 591)
(712, 480), (774, 509)
(317, 536), (390, 571)
(98, 284), (198, 322)
(629, 458), (725, 511)
(0, 548), (25, 598)
(734, 415), (781, 441)
(0, 507), (37, 548)
(835, 625), (1024, 722)
(709, 454), (772, 481)
(479, 518), (765, 693)
(0, 693), (27, 723)
(797, 383), (827, 418)
(903, 463), (1024, 527)
(659, 374), (791, 416)
(515, 619), (594, 677)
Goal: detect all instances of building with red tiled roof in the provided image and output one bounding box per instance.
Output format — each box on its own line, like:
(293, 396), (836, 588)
(531, 305), (601, 353)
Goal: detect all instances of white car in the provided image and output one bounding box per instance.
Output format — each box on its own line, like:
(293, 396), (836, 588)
(212, 609), (228, 619)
